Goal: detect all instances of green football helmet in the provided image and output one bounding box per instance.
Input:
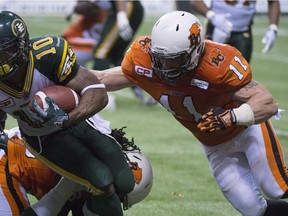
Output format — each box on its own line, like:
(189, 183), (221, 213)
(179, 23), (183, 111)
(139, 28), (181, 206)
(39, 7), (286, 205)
(0, 11), (29, 80)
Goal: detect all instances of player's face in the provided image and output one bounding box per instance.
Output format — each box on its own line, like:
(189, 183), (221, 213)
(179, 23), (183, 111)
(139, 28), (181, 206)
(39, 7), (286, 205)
(158, 55), (184, 71)
(0, 40), (17, 76)
(151, 51), (191, 82)
(0, 38), (29, 82)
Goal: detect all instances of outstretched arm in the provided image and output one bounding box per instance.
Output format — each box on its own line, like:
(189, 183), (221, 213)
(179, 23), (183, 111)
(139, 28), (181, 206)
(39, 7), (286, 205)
(92, 66), (134, 92)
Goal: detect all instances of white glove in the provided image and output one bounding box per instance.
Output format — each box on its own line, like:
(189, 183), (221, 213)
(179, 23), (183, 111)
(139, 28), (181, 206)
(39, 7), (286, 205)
(261, 24), (278, 54)
(212, 27), (231, 44)
(116, 11), (134, 41)
(206, 10), (233, 43)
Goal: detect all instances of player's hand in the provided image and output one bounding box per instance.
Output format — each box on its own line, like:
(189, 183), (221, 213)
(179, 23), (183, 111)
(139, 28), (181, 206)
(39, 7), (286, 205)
(117, 11), (134, 41)
(31, 97), (69, 128)
(197, 107), (237, 132)
(262, 25), (278, 54)
(206, 10), (233, 42)
(212, 27), (231, 44)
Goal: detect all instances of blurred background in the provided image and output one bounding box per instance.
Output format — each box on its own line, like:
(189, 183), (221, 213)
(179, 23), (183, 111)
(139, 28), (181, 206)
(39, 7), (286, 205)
(1, 0), (288, 15)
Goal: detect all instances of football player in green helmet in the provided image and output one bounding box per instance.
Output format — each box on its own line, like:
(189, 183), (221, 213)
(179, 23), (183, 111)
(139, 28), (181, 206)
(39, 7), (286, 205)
(0, 10), (135, 216)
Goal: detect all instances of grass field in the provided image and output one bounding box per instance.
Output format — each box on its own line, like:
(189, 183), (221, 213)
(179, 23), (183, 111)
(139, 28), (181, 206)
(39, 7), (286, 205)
(10, 13), (288, 216)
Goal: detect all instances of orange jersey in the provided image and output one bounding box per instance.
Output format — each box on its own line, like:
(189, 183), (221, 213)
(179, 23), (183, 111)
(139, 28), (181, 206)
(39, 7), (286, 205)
(122, 36), (252, 146)
(7, 137), (60, 199)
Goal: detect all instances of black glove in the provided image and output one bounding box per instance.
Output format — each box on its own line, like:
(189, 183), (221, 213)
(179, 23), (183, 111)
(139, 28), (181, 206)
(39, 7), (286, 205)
(197, 107), (237, 132)
(31, 97), (69, 128)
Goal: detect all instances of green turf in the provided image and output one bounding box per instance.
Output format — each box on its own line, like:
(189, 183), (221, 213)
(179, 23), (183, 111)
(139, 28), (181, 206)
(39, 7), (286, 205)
(11, 14), (288, 216)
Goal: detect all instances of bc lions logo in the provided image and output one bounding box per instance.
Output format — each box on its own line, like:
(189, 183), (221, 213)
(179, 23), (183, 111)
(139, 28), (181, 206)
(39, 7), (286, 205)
(210, 49), (225, 66)
(139, 37), (151, 53)
(11, 19), (26, 38)
(188, 23), (201, 49)
(129, 162), (142, 184)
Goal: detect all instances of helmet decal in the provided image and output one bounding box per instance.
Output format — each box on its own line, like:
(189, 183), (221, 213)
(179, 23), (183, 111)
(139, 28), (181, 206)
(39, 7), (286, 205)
(188, 22), (201, 49)
(11, 19), (26, 38)
(130, 161), (143, 184)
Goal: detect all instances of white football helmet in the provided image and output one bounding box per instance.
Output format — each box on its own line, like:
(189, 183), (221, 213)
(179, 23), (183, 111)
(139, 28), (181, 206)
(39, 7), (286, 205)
(149, 11), (205, 82)
(123, 150), (153, 209)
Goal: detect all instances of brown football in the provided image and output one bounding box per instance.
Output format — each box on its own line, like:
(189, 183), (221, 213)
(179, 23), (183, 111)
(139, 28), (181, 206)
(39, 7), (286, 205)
(28, 85), (80, 113)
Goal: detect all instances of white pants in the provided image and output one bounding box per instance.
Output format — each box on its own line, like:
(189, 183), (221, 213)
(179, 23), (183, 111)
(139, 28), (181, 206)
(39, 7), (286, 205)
(202, 121), (288, 216)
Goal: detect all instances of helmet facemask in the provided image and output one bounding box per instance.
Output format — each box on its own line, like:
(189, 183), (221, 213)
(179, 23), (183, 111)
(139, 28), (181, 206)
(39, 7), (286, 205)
(0, 11), (30, 81)
(0, 37), (28, 80)
(149, 44), (204, 83)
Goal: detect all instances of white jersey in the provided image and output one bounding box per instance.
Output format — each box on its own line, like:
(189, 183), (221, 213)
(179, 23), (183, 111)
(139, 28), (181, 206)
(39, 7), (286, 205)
(211, 0), (256, 32)
(93, 0), (112, 11)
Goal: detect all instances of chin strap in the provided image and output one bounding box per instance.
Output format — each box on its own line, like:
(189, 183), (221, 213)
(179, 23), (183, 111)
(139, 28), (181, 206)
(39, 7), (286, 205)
(122, 194), (129, 210)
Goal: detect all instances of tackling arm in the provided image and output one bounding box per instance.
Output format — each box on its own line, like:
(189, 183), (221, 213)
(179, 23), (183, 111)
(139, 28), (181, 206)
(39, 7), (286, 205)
(198, 80), (278, 132)
(232, 80), (278, 124)
(92, 66), (134, 92)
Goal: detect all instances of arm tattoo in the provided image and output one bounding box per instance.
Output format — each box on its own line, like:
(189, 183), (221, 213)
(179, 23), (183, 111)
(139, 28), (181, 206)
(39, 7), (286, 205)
(243, 80), (258, 91)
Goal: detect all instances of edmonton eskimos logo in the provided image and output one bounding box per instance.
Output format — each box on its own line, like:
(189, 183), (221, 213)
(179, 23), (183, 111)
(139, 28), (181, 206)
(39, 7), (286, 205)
(11, 19), (26, 38)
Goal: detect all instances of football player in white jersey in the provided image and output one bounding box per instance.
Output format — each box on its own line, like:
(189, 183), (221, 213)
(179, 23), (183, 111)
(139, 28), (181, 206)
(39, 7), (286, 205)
(191, 0), (280, 62)
(0, 10), (135, 216)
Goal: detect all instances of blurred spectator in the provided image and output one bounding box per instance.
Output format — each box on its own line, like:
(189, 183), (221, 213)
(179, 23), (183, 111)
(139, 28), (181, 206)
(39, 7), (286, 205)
(175, 0), (193, 13)
(191, 0), (280, 62)
(62, 0), (146, 109)
(62, 5), (107, 67)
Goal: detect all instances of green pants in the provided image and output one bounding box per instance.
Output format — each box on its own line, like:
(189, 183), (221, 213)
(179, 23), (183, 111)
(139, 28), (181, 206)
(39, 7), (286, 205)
(22, 120), (135, 197)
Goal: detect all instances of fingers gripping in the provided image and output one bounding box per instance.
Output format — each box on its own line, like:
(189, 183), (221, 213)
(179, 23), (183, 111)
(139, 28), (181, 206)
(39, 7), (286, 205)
(198, 108), (237, 132)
